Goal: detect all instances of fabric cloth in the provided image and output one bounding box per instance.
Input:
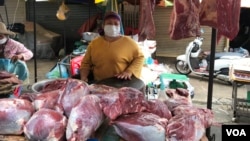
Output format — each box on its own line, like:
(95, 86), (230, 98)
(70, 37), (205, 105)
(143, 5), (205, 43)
(0, 59), (29, 81)
(1, 38), (33, 61)
(80, 36), (144, 81)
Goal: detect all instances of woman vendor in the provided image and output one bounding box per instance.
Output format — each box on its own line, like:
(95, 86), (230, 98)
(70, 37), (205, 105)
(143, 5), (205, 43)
(0, 22), (33, 82)
(80, 11), (144, 83)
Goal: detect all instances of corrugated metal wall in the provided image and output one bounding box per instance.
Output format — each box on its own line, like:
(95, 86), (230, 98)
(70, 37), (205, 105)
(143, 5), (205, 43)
(26, 1), (101, 40)
(0, 0), (26, 24)
(153, 6), (227, 57)
(25, 1), (101, 52)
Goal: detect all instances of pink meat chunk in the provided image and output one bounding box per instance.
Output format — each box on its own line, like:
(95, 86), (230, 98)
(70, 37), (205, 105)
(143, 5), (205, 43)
(112, 112), (168, 141)
(40, 79), (67, 93)
(138, 0), (156, 41)
(100, 87), (146, 120)
(166, 105), (216, 141)
(99, 92), (122, 120)
(199, 0), (217, 28)
(163, 88), (192, 111)
(88, 84), (119, 94)
(172, 105), (216, 128)
(169, 0), (201, 40)
(166, 114), (205, 141)
(144, 99), (172, 120)
(24, 108), (67, 141)
(0, 98), (35, 135)
(57, 78), (90, 117)
(33, 90), (61, 111)
(217, 0), (241, 41)
(66, 95), (104, 141)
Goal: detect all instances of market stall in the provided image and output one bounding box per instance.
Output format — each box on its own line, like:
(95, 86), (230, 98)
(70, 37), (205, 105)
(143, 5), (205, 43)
(0, 0), (247, 140)
(229, 58), (250, 122)
(0, 77), (216, 140)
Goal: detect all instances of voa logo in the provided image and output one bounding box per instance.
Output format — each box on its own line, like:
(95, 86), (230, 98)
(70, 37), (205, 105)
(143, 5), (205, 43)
(226, 129), (247, 136)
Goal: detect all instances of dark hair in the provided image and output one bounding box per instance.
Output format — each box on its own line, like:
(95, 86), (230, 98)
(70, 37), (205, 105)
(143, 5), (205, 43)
(104, 11), (121, 21)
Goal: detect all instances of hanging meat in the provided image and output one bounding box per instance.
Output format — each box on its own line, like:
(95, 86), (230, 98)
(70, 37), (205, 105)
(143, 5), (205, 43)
(216, 0), (241, 41)
(169, 0), (201, 40)
(199, 0), (217, 28)
(199, 0), (241, 41)
(138, 0), (156, 41)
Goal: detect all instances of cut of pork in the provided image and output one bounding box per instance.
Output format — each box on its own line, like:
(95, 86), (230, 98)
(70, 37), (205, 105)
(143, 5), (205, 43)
(217, 0), (241, 41)
(88, 84), (118, 94)
(66, 95), (104, 141)
(100, 87), (146, 120)
(112, 112), (168, 141)
(138, 0), (156, 41)
(0, 98), (34, 135)
(57, 78), (90, 117)
(169, 0), (201, 40)
(166, 105), (217, 141)
(24, 108), (67, 141)
(199, 0), (217, 28)
(33, 90), (61, 111)
(144, 99), (172, 120)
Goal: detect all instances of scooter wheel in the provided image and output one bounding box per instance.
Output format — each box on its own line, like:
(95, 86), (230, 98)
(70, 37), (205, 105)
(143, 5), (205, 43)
(175, 60), (192, 75)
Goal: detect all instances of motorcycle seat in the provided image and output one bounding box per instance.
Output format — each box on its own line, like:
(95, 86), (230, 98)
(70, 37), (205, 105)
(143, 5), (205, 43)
(206, 52), (244, 60)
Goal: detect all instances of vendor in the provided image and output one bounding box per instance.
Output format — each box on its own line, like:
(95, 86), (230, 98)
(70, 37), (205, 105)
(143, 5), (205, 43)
(80, 11), (144, 83)
(0, 22), (33, 81)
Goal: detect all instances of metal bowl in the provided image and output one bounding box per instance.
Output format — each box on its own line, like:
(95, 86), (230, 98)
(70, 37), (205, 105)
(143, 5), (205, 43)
(31, 78), (66, 93)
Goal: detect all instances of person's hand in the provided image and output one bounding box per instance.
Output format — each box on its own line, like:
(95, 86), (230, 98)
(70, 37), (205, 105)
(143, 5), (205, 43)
(11, 55), (23, 62)
(115, 71), (132, 80)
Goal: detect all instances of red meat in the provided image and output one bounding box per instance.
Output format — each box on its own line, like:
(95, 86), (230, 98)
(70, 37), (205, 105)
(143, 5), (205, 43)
(24, 109), (67, 141)
(169, 0), (201, 40)
(112, 112), (168, 141)
(199, 0), (217, 28)
(100, 87), (146, 120)
(66, 95), (104, 141)
(144, 99), (172, 120)
(57, 78), (90, 117)
(33, 90), (61, 111)
(138, 0), (156, 41)
(217, 0), (241, 41)
(0, 98), (34, 135)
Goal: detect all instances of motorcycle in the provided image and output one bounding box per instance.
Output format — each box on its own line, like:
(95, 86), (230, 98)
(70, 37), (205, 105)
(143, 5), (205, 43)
(175, 37), (247, 85)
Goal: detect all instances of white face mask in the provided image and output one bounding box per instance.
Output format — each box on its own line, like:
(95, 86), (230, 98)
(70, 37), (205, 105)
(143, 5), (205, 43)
(0, 36), (7, 45)
(104, 25), (120, 37)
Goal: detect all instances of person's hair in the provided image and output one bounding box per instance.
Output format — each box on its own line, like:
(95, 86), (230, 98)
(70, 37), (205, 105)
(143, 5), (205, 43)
(103, 11), (121, 22)
(98, 11), (121, 36)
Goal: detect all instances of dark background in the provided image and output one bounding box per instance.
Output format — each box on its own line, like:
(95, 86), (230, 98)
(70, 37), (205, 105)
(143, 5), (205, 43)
(230, 8), (250, 53)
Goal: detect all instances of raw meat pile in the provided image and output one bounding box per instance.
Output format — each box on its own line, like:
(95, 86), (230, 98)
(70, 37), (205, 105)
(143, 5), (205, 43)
(0, 78), (218, 141)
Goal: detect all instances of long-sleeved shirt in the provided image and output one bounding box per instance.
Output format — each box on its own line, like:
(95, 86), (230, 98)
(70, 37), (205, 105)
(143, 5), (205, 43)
(2, 38), (33, 61)
(80, 36), (144, 81)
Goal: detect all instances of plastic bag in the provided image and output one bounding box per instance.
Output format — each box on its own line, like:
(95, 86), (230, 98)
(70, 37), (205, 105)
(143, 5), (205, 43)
(46, 63), (69, 79)
(0, 59), (29, 81)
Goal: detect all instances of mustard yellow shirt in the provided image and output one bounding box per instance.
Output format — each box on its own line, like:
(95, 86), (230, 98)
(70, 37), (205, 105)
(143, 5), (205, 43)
(80, 36), (144, 81)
